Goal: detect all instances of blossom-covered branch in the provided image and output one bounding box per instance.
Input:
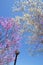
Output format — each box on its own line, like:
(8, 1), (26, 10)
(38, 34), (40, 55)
(12, 0), (43, 55)
(0, 17), (21, 65)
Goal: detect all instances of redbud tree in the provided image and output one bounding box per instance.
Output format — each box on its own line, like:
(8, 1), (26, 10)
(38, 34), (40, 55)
(0, 17), (21, 65)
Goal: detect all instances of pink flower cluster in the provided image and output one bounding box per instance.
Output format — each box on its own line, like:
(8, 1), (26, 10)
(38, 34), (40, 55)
(0, 17), (21, 65)
(0, 18), (14, 30)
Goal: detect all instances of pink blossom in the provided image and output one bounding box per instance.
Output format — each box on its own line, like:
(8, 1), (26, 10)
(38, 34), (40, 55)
(0, 17), (21, 64)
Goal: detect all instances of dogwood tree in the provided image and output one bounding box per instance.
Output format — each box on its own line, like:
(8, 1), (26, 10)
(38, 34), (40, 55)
(12, 0), (43, 55)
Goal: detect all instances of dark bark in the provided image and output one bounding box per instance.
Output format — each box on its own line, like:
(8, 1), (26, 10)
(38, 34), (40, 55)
(14, 54), (18, 65)
(14, 50), (20, 65)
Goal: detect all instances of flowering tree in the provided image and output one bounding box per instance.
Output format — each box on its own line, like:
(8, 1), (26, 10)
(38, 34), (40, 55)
(0, 17), (21, 65)
(12, 0), (43, 55)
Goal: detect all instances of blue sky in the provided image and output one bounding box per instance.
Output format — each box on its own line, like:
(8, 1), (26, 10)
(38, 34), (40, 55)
(0, 0), (43, 65)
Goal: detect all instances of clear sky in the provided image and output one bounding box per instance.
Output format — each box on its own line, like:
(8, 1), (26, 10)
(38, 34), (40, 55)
(0, 0), (43, 65)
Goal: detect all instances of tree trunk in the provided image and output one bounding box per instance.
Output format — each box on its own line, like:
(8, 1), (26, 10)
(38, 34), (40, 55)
(14, 54), (17, 65)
